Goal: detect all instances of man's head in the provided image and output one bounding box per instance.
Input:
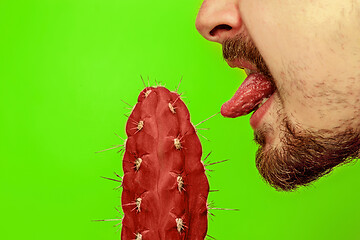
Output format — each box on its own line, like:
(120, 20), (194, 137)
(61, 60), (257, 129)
(196, 0), (360, 191)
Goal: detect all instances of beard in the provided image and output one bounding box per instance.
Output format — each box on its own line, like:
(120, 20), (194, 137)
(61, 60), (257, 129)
(223, 33), (360, 191)
(255, 117), (360, 191)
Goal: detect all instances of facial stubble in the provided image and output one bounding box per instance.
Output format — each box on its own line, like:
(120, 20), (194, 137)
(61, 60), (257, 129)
(223, 34), (360, 191)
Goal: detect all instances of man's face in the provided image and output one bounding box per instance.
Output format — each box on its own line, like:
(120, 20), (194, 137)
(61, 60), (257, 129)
(196, 0), (360, 190)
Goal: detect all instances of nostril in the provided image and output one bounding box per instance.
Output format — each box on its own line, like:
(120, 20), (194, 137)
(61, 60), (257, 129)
(209, 24), (232, 36)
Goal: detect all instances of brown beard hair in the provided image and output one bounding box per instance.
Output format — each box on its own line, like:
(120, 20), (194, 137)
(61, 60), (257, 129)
(222, 32), (360, 191)
(255, 118), (360, 191)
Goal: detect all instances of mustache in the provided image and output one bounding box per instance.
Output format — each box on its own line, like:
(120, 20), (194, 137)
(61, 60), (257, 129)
(222, 33), (272, 77)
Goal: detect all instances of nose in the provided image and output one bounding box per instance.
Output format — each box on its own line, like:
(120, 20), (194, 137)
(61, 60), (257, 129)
(195, 0), (242, 44)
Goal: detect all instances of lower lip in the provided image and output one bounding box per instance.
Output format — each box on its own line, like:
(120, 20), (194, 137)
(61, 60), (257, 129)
(227, 59), (257, 71)
(249, 92), (275, 129)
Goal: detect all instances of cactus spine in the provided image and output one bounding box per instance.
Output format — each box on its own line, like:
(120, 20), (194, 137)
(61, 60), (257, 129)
(121, 86), (209, 239)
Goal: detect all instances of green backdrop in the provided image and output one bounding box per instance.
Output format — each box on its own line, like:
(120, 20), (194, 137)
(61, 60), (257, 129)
(1, 0), (360, 239)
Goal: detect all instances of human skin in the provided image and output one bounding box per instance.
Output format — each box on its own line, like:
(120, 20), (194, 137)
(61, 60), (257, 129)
(196, 0), (360, 190)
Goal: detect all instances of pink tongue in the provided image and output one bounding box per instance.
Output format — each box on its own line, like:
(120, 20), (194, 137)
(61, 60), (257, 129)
(221, 73), (275, 118)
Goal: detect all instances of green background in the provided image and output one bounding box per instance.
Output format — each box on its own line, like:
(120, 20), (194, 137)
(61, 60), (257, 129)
(1, 0), (360, 239)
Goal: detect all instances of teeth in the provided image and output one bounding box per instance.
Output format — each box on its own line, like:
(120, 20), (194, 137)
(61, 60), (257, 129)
(258, 97), (269, 108)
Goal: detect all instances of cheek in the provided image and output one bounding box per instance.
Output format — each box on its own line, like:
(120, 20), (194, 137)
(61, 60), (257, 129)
(239, 3), (317, 123)
(240, 2), (306, 59)
(241, 1), (360, 130)
(281, 70), (359, 130)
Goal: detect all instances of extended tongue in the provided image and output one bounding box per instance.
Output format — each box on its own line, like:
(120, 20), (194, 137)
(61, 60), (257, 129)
(221, 73), (275, 118)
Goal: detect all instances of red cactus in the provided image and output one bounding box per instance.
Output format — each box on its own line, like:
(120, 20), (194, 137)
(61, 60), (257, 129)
(121, 86), (209, 239)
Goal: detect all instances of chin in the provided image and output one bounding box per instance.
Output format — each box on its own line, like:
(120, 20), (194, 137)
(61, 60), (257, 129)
(254, 117), (360, 191)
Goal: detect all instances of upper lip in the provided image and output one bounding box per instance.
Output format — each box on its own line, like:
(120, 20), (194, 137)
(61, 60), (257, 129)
(226, 58), (258, 72)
